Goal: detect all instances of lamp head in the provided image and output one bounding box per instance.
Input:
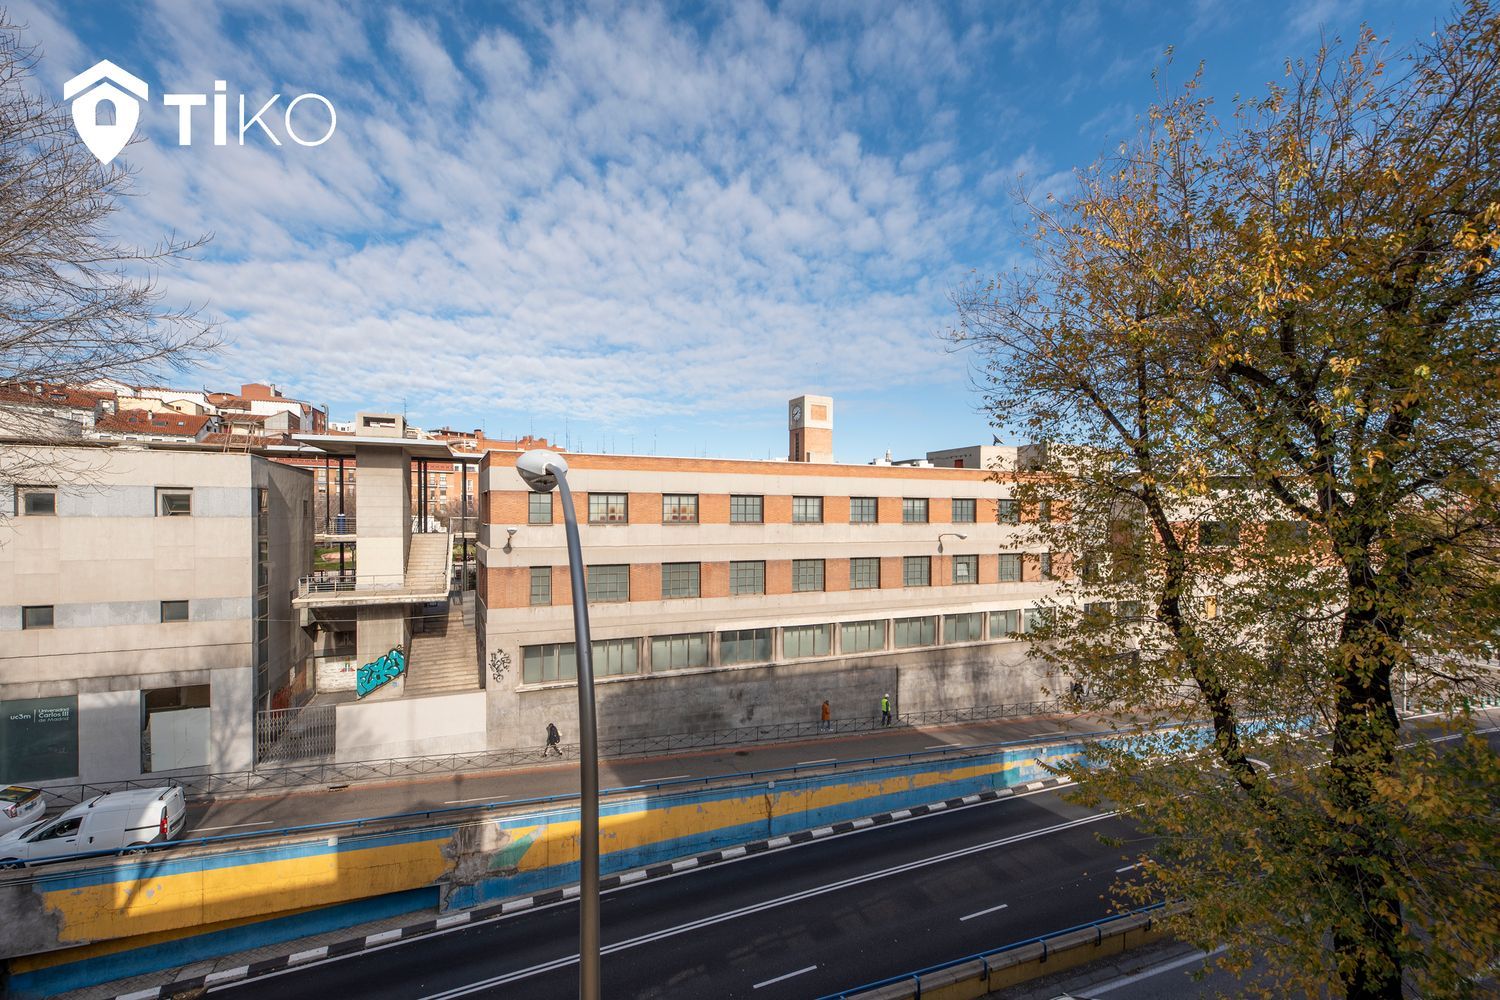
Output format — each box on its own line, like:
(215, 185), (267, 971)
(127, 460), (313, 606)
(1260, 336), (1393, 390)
(516, 449), (567, 493)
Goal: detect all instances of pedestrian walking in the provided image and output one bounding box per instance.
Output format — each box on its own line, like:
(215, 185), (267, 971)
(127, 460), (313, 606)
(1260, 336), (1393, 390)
(880, 692), (892, 727)
(543, 721), (563, 757)
(821, 699), (831, 732)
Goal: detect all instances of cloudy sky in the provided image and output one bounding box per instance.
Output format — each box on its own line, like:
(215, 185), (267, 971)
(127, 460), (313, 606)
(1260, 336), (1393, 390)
(14, 0), (1440, 460)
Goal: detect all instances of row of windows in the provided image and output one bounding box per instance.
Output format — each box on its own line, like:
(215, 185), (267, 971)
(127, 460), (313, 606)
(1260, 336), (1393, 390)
(528, 554), (1053, 605)
(518, 608), (1049, 683)
(21, 601), (191, 629)
(14, 486), (195, 517)
(526, 493), (1034, 526)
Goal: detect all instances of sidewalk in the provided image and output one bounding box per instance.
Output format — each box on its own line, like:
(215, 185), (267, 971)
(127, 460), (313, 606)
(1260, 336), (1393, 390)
(182, 711), (1109, 838)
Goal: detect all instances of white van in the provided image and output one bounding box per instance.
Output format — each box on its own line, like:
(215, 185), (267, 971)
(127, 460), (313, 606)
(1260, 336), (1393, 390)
(0, 786), (187, 865)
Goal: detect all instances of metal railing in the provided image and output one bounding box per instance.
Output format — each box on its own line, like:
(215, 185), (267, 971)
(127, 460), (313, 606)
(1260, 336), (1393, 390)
(255, 704), (337, 765)
(315, 514), (357, 536)
(297, 572), (408, 597)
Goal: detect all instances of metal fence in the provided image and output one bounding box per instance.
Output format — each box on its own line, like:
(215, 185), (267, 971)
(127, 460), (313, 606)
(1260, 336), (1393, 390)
(35, 700), (1065, 807)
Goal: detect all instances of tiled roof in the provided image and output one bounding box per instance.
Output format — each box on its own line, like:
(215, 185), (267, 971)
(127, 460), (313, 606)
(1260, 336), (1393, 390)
(0, 382), (114, 410)
(95, 409), (212, 436)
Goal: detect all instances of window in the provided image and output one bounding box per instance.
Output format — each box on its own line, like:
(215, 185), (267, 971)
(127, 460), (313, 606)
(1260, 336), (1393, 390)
(651, 633), (709, 671)
(1116, 600), (1143, 621)
(592, 638), (639, 676)
(1023, 607), (1052, 633)
(730, 560), (765, 595)
(528, 493), (553, 524)
(22, 606), (54, 630)
(157, 488), (193, 516)
(1040, 551), (1054, 579)
(720, 627), (772, 664)
(1084, 602), (1113, 624)
(998, 553), (1022, 582)
(783, 623), (832, 658)
(952, 555), (978, 584)
(893, 615), (937, 648)
(850, 557), (880, 590)
(1038, 499), (1052, 524)
(160, 600), (190, 623)
(849, 497), (878, 523)
(944, 612), (984, 643)
(662, 562), (701, 599)
(841, 619), (885, 653)
(588, 493), (628, 524)
(997, 499), (1020, 524)
(1199, 521), (1240, 548)
(952, 498), (976, 524)
(1267, 520), (1310, 546)
(662, 494), (698, 523)
(792, 496), (823, 523)
(530, 567), (551, 606)
(522, 643), (577, 683)
(902, 498), (928, 524)
(18, 487), (56, 516)
(990, 609), (1022, 636)
(730, 495), (763, 523)
(792, 559), (825, 592)
(1202, 595), (1219, 620)
(903, 556), (931, 587)
(586, 564), (630, 603)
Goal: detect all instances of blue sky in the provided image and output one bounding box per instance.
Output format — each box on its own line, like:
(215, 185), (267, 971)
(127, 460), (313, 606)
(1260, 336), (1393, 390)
(18, 0), (1442, 461)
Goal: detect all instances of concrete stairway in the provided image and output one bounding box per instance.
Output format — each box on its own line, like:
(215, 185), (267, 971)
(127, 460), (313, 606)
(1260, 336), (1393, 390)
(406, 612), (480, 694)
(405, 532), (450, 592)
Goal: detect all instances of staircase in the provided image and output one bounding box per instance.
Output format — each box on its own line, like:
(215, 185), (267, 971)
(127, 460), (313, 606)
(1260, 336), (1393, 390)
(405, 611), (480, 694)
(405, 532), (450, 593)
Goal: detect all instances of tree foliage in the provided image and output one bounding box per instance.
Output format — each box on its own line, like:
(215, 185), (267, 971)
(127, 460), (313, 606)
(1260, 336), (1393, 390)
(952, 5), (1500, 997)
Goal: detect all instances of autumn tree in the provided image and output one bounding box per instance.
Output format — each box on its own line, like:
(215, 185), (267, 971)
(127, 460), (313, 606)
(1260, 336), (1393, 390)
(952, 5), (1500, 997)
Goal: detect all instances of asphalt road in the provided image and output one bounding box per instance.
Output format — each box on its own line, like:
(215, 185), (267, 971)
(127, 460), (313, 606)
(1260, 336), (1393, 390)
(217, 783), (1153, 1000)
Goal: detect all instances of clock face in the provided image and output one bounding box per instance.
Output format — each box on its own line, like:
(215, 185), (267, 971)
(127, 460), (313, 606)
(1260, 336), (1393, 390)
(791, 405), (802, 423)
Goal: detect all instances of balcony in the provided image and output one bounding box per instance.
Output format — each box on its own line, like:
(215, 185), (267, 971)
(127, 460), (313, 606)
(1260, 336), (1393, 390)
(314, 514), (357, 540)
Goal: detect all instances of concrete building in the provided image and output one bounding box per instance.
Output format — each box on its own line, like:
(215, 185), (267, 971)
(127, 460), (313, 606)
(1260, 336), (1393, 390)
(0, 443), (311, 785)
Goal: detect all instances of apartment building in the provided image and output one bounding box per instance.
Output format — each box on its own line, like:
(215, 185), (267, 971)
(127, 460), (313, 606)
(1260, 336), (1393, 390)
(0, 444), (311, 785)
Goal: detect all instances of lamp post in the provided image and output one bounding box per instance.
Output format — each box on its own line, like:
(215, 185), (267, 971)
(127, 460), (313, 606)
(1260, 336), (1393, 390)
(936, 532), (968, 553)
(516, 449), (600, 1000)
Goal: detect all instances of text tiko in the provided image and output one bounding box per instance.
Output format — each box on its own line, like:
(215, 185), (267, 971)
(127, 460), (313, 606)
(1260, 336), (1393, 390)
(163, 80), (336, 148)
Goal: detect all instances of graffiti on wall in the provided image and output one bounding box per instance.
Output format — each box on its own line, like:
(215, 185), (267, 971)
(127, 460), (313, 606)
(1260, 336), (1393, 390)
(356, 646), (406, 698)
(488, 649), (510, 686)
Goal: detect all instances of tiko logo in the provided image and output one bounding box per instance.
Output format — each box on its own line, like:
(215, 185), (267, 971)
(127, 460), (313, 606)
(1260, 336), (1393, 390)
(64, 59), (337, 164)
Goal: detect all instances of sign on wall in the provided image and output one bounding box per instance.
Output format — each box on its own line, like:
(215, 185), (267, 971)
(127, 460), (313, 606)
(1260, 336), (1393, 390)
(1, 696), (79, 783)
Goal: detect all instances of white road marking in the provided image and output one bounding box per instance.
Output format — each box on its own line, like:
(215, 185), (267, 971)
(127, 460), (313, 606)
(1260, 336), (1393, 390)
(754, 965), (817, 989)
(443, 795), (508, 805)
(646, 774), (690, 783)
(796, 758), (836, 766)
(925, 743), (958, 749)
(1115, 863), (1140, 873)
(194, 821), (273, 832)
(959, 902), (1009, 921)
(1088, 946), (1228, 994)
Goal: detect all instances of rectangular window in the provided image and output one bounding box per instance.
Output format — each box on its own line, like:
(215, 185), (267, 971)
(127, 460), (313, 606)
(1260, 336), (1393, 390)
(1084, 602), (1113, 624)
(1202, 595), (1219, 620)
(530, 567), (551, 606)
(1199, 521), (1240, 548)
(1040, 551), (1054, 579)
(650, 633), (709, 671)
(840, 619), (885, 653)
(586, 564), (630, 603)
(522, 643), (577, 683)
(902, 498), (929, 524)
(588, 493), (628, 524)
(849, 557), (880, 590)
(160, 600), (190, 623)
(662, 494), (699, 523)
(18, 487), (56, 516)
(893, 615), (937, 648)
(1038, 499), (1052, 524)
(1023, 607), (1052, 633)
(720, 627), (772, 664)
(903, 555), (931, 587)
(0, 695), (78, 783)
(998, 553), (1022, 582)
(528, 492), (553, 525)
(730, 495), (763, 523)
(592, 638), (639, 676)
(951, 498), (976, 524)
(1116, 600), (1143, 621)
(997, 499), (1020, 524)
(157, 488), (193, 516)
(792, 496), (823, 523)
(943, 612), (984, 643)
(792, 559), (825, 592)
(22, 605), (54, 630)
(729, 560), (765, 595)
(662, 562), (701, 599)
(1267, 520), (1310, 546)
(990, 609), (1022, 636)
(849, 497), (878, 523)
(783, 623), (832, 658)
(952, 554), (978, 584)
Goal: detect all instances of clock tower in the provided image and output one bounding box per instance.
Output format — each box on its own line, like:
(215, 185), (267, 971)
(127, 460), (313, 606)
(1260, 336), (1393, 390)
(788, 394), (834, 463)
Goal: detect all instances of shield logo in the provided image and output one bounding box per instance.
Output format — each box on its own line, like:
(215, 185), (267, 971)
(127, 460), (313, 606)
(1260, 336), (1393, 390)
(63, 61), (149, 165)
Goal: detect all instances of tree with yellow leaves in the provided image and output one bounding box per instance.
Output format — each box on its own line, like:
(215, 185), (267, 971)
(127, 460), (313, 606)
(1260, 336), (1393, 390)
(952, 4), (1500, 997)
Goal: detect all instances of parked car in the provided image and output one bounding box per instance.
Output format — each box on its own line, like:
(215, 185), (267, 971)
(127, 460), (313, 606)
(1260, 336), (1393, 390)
(0, 786), (45, 835)
(0, 786), (186, 866)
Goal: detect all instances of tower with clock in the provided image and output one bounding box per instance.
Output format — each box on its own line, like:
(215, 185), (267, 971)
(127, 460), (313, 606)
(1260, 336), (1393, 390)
(788, 394), (834, 463)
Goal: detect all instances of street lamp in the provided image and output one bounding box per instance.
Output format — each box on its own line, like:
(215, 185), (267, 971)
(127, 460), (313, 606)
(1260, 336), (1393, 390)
(937, 532), (968, 553)
(516, 449), (600, 1000)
